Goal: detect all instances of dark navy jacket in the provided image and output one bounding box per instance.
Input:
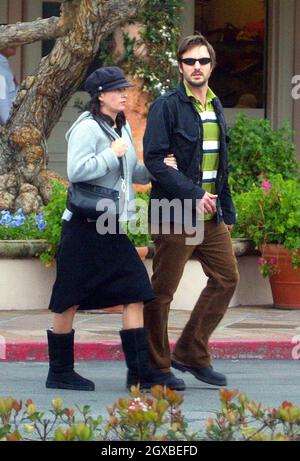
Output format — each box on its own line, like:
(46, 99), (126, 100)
(143, 81), (236, 225)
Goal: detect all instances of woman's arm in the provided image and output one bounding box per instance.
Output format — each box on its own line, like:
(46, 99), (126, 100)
(67, 122), (120, 182)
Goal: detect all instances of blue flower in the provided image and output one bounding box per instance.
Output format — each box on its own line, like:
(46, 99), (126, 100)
(35, 213), (44, 224)
(12, 215), (25, 227)
(37, 222), (46, 231)
(0, 211), (12, 225)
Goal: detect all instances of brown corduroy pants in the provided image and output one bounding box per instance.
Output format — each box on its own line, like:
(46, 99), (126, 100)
(144, 220), (240, 371)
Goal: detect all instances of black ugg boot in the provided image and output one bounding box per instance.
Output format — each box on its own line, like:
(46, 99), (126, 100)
(46, 329), (95, 391)
(119, 328), (185, 391)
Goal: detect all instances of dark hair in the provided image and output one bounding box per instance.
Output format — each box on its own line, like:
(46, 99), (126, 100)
(85, 94), (126, 131)
(177, 34), (216, 70)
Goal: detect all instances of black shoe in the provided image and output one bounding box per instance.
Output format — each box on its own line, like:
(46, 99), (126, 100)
(171, 360), (227, 386)
(46, 370), (95, 391)
(138, 371), (186, 391)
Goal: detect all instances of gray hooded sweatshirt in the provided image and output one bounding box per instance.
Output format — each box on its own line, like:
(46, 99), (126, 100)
(62, 111), (151, 221)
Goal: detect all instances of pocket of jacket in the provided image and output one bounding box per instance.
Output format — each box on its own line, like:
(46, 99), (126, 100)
(174, 128), (198, 143)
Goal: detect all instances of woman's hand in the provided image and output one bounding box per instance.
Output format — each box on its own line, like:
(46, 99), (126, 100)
(111, 139), (128, 157)
(164, 154), (178, 170)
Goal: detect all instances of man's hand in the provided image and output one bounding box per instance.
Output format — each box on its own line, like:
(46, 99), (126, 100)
(227, 224), (234, 232)
(197, 192), (218, 214)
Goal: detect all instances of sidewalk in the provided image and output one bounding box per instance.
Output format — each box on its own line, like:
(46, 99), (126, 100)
(1, 305), (300, 361)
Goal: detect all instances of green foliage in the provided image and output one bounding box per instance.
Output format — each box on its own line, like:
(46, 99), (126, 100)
(97, 0), (183, 100)
(38, 181), (68, 266)
(98, 33), (115, 67)
(106, 385), (196, 441)
(0, 387), (196, 441)
(124, 190), (151, 247)
(228, 114), (300, 194)
(2, 388), (300, 441)
(207, 389), (300, 441)
(232, 174), (300, 270)
(131, 0), (183, 98)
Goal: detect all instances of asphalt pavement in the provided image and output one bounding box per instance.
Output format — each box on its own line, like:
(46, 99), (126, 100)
(1, 360), (300, 438)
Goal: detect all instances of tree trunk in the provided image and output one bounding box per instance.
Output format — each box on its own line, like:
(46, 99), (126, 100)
(0, 0), (142, 213)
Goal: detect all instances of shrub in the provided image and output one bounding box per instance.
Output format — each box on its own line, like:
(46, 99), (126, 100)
(1, 388), (300, 441)
(228, 114), (300, 194)
(124, 190), (151, 247)
(206, 389), (300, 441)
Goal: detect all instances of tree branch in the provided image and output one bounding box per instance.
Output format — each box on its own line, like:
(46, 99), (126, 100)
(0, 18), (68, 49)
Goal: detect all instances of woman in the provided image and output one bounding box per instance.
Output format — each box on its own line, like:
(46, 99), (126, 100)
(46, 67), (184, 392)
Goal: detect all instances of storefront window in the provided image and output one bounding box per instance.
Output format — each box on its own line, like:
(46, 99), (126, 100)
(195, 0), (266, 108)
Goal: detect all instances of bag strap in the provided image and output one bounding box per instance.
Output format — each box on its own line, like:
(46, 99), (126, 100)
(92, 114), (125, 181)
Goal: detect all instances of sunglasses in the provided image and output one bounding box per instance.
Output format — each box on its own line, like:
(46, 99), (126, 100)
(180, 57), (212, 66)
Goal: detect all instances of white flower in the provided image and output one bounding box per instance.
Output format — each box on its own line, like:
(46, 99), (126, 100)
(168, 58), (178, 67)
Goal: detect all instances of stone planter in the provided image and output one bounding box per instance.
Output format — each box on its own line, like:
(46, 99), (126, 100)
(0, 240), (56, 311)
(0, 239), (50, 258)
(144, 237), (272, 309)
(0, 238), (273, 311)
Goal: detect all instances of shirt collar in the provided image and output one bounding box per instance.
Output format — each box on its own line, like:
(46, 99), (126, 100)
(183, 80), (216, 106)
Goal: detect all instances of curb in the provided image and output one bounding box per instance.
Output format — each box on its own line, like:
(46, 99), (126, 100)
(1, 340), (298, 362)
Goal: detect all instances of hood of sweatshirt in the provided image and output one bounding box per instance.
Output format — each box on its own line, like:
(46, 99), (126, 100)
(65, 111), (94, 142)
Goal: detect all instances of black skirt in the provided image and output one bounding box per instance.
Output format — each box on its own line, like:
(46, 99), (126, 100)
(48, 214), (155, 313)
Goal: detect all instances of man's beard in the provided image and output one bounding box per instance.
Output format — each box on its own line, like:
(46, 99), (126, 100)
(186, 75), (209, 88)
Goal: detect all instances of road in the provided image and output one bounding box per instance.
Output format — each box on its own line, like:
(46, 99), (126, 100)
(1, 360), (300, 438)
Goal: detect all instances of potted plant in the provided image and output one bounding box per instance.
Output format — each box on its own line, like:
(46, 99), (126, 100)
(0, 180), (67, 265)
(233, 174), (300, 309)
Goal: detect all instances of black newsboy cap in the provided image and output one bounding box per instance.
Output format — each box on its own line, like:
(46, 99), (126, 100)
(84, 66), (134, 95)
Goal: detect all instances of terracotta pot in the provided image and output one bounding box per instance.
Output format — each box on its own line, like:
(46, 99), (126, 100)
(261, 244), (300, 309)
(135, 246), (149, 261)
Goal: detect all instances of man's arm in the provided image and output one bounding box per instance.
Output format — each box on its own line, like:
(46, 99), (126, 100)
(143, 98), (205, 202)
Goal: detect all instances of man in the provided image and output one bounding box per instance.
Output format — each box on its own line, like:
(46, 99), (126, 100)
(0, 44), (18, 124)
(143, 34), (239, 387)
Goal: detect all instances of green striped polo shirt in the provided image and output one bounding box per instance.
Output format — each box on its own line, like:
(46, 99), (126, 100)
(184, 81), (220, 221)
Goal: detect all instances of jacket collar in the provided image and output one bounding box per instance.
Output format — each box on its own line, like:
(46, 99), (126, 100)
(177, 80), (192, 103)
(176, 80), (219, 106)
